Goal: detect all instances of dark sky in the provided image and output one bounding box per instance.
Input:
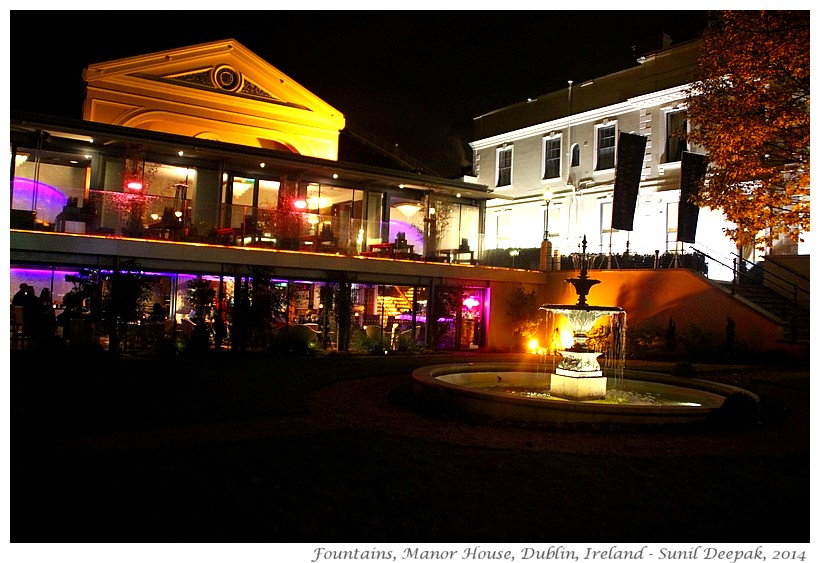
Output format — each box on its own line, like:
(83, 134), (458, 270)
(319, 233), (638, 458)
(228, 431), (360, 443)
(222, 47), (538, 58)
(9, 10), (708, 177)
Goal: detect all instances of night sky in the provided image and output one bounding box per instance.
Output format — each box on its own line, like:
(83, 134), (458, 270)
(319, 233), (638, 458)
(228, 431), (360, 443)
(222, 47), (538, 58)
(9, 9), (708, 177)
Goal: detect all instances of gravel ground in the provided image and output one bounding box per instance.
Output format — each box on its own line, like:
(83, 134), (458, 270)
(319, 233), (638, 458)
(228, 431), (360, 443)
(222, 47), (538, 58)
(10, 351), (810, 543)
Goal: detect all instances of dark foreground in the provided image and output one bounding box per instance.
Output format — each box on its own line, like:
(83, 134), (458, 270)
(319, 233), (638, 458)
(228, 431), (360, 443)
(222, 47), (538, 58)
(10, 350), (810, 543)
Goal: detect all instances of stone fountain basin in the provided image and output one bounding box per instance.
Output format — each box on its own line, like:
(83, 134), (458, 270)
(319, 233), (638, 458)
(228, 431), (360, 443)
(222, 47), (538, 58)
(411, 363), (759, 428)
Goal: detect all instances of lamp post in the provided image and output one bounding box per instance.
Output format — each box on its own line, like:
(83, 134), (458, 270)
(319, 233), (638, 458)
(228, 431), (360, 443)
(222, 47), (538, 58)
(509, 248), (519, 268)
(542, 189), (552, 240)
(540, 189), (553, 271)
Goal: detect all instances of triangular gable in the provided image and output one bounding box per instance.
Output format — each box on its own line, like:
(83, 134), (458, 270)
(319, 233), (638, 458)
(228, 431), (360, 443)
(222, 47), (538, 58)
(83, 39), (344, 159)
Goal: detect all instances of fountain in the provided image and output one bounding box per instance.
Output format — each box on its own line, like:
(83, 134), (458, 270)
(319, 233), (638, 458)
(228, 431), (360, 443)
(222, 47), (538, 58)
(411, 236), (759, 428)
(543, 235), (624, 401)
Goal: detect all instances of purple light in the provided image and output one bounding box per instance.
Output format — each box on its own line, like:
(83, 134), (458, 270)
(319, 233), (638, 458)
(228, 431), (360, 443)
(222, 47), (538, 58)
(12, 177), (68, 220)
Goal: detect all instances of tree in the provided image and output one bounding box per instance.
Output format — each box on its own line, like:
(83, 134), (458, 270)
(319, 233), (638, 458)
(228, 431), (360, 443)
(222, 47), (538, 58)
(685, 11), (809, 252)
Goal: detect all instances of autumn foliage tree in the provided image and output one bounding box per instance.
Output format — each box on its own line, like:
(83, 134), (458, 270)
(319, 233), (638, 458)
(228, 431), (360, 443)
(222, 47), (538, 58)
(685, 11), (809, 252)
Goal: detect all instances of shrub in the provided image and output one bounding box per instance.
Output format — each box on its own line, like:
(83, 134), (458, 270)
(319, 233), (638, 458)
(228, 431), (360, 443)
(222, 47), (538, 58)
(268, 325), (318, 356)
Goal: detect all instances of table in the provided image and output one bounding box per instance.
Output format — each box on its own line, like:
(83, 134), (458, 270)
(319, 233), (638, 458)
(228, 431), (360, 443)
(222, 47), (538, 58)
(436, 248), (476, 264)
(300, 234), (338, 252)
(361, 242), (395, 258)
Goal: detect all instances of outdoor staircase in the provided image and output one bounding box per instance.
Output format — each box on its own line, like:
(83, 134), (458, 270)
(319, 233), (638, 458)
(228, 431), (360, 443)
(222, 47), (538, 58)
(716, 280), (810, 343)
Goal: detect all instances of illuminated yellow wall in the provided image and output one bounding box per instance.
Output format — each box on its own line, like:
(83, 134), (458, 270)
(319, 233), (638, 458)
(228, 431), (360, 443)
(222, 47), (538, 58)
(83, 39), (345, 160)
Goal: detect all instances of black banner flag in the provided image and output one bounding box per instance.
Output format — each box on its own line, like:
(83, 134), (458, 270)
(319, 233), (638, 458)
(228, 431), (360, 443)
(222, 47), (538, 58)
(677, 151), (707, 243)
(611, 132), (647, 231)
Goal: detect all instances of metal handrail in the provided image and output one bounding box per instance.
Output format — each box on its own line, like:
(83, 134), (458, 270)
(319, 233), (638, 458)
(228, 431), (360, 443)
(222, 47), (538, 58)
(730, 252), (809, 299)
(692, 247), (808, 343)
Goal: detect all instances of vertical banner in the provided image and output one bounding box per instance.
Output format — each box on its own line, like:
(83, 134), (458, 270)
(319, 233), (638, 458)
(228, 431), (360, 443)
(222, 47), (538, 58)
(677, 151), (706, 243)
(611, 132), (647, 231)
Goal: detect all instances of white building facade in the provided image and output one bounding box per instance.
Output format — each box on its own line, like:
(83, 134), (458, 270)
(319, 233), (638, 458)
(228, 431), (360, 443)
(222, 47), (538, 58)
(470, 38), (746, 278)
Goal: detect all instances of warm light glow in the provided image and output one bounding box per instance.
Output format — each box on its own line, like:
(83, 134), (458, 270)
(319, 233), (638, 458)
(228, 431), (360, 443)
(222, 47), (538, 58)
(307, 215), (320, 224)
(15, 154), (28, 165)
(232, 179), (252, 198)
(528, 338), (540, 354)
(463, 296), (479, 309)
(127, 181), (143, 191)
(544, 189), (552, 202)
(293, 199), (307, 209)
(150, 213), (160, 221)
(178, 150), (184, 156)
(259, 162), (265, 168)
(174, 211), (182, 218)
(307, 196), (329, 208)
(394, 202), (422, 219)
(509, 249), (519, 257)
(559, 327), (574, 350)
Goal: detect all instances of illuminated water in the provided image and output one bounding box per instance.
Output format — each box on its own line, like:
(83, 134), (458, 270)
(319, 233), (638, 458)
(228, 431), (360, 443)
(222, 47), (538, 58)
(435, 370), (721, 408)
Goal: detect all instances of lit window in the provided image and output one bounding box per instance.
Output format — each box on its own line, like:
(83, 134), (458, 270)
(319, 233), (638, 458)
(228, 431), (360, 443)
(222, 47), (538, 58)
(543, 137), (561, 180)
(496, 146), (512, 187)
(596, 124), (616, 171)
(665, 110), (688, 163)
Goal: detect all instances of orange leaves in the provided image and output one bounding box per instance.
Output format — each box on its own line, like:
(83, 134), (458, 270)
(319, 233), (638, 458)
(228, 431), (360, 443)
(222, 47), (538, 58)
(686, 10), (809, 251)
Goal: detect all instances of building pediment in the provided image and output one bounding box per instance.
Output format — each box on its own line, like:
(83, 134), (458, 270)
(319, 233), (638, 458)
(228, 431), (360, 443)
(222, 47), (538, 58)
(82, 39), (344, 159)
(146, 65), (301, 108)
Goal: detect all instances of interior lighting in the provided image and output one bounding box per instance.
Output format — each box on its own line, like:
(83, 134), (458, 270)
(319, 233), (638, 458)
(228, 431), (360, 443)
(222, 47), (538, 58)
(332, 173), (339, 179)
(293, 199), (307, 209)
(394, 202), (422, 219)
(260, 162), (265, 168)
(150, 213), (160, 221)
(528, 338), (540, 354)
(178, 150), (184, 156)
(126, 181), (143, 191)
(174, 211), (183, 218)
(307, 196), (329, 208)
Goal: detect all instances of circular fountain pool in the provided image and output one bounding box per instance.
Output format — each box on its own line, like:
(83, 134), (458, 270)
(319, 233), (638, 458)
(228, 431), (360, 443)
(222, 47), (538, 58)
(412, 363), (759, 428)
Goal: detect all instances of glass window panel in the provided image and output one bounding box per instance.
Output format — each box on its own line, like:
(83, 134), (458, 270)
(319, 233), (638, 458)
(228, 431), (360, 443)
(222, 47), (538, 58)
(497, 147), (512, 186)
(543, 137), (561, 179)
(596, 125), (615, 170)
